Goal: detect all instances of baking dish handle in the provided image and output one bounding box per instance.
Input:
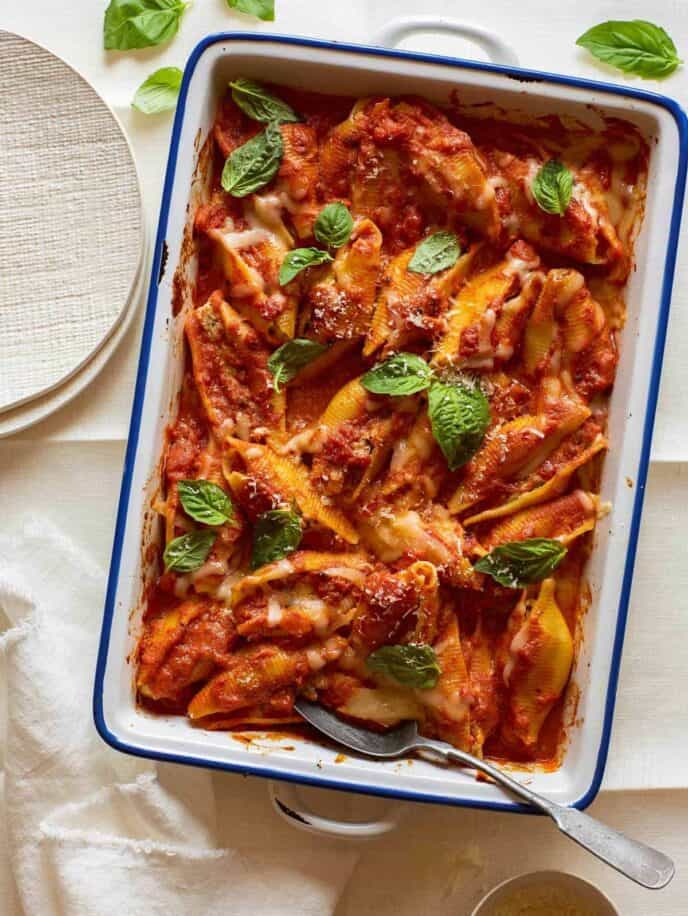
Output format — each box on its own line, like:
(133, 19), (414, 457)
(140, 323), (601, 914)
(373, 16), (520, 66)
(268, 779), (403, 838)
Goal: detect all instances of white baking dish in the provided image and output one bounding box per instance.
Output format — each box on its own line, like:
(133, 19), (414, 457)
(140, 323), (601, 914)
(94, 28), (688, 816)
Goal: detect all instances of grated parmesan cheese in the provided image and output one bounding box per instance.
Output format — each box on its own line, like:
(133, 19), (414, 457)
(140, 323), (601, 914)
(487, 881), (602, 916)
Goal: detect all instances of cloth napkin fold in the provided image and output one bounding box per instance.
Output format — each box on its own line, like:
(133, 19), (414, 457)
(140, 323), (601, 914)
(0, 519), (358, 916)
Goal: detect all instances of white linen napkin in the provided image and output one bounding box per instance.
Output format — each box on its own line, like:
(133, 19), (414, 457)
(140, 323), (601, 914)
(0, 519), (358, 916)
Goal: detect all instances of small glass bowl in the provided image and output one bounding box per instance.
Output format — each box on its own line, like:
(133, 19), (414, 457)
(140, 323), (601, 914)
(471, 870), (619, 916)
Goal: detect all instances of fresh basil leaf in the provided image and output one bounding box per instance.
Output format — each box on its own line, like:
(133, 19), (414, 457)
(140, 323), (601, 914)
(366, 644), (441, 690)
(104, 0), (187, 51)
(314, 203), (354, 249)
(251, 509), (302, 570)
(221, 122), (284, 198)
(531, 160), (574, 217)
(163, 530), (216, 573)
(427, 380), (490, 471)
(408, 231), (461, 275)
(226, 0), (274, 21)
(279, 247), (333, 285)
(576, 20), (681, 79)
(267, 339), (328, 392)
(361, 353), (433, 396)
(474, 538), (567, 588)
(229, 78), (299, 124)
(177, 479), (234, 526)
(132, 66), (183, 114)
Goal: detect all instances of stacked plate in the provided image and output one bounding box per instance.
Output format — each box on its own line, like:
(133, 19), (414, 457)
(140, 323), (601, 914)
(0, 32), (145, 437)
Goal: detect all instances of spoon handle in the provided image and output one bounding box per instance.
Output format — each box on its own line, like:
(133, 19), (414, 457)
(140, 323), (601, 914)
(414, 737), (674, 890)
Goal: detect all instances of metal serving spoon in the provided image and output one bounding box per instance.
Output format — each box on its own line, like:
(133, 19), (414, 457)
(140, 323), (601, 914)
(295, 698), (674, 890)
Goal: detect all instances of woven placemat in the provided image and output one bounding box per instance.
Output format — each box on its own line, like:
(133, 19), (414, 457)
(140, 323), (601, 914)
(0, 32), (143, 412)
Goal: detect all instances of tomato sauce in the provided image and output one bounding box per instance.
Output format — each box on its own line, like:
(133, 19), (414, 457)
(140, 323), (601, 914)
(137, 79), (648, 771)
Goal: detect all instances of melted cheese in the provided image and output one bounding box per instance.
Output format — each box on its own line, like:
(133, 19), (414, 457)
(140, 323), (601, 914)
(249, 194), (294, 250)
(306, 647), (328, 671)
(190, 557), (227, 582)
(267, 594), (284, 626)
(418, 684), (470, 723)
(505, 248), (539, 283)
(462, 307), (497, 370)
(488, 174), (509, 192)
(282, 427), (319, 455)
(234, 413), (250, 441)
(210, 195), (294, 257)
(505, 622), (529, 686)
(608, 171), (639, 245)
(477, 307), (496, 352)
(299, 598), (329, 636)
(575, 489), (595, 513)
(390, 419), (435, 472)
(272, 559), (295, 577)
(322, 567), (367, 585)
(522, 158), (541, 204)
(367, 511), (453, 565)
(211, 226), (271, 251)
(173, 575), (191, 598)
(306, 636), (345, 671)
(215, 571), (243, 602)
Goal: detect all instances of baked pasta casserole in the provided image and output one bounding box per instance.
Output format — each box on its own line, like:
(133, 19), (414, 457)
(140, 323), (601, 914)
(136, 79), (648, 767)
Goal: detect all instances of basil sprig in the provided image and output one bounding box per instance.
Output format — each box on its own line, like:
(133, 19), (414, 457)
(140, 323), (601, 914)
(279, 248), (333, 285)
(163, 530), (216, 573)
(268, 339), (328, 391)
(474, 538), (567, 588)
(361, 353), (434, 397)
(427, 380), (490, 471)
(132, 67), (183, 114)
(531, 160), (574, 216)
(222, 122), (284, 197)
(314, 203), (354, 249)
(104, 0), (187, 51)
(279, 204), (352, 285)
(367, 644), (441, 690)
(576, 20), (681, 79)
(361, 355), (490, 468)
(408, 231), (461, 275)
(177, 480), (234, 526)
(226, 0), (274, 21)
(251, 509), (302, 570)
(229, 79), (299, 124)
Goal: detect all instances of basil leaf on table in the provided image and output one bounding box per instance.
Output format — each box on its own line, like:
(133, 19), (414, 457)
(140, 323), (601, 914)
(531, 160), (574, 217)
(314, 203), (354, 249)
(366, 644), (441, 690)
(279, 248), (333, 285)
(408, 231), (461, 275)
(177, 479), (233, 526)
(132, 67), (183, 114)
(221, 122), (284, 198)
(267, 339), (328, 391)
(104, 0), (187, 51)
(427, 380), (490, 471)
(163, 530), (216, 573)
(361, 353), (433, 397)
(474, 538), (567, 588)
(251, 509), (302, 570)
(229, 78), (299, 124)
(226, 0), (275, 21)
(576, 20), (681, 79)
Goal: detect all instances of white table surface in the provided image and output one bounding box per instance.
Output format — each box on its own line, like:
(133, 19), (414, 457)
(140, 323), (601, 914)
(2, 2), (687, 913)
